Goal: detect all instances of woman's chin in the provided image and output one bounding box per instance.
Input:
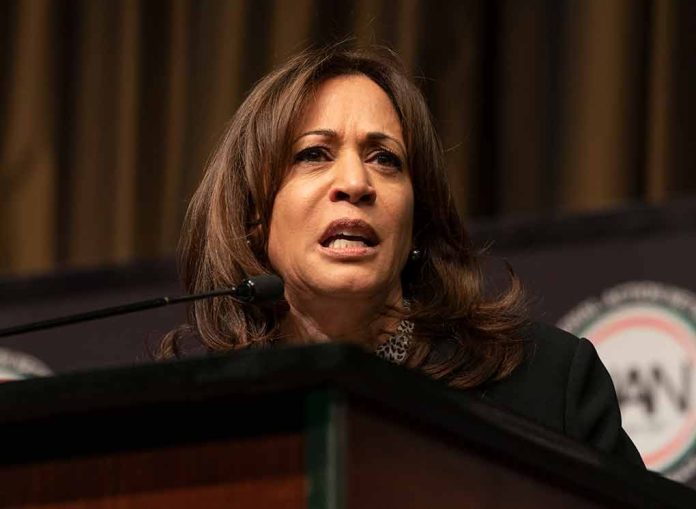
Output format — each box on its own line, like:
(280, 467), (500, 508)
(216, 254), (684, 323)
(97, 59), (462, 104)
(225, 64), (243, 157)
(307, 272), (390, 298)
(315, 280), (381, 297)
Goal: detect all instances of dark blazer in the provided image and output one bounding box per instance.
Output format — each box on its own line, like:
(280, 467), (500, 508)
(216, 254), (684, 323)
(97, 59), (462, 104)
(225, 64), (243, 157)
(459, 322), (644, 466)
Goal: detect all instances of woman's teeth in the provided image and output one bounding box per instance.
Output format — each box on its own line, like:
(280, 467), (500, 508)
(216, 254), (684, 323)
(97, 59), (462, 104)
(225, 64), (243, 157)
(327, 238), (367, 249)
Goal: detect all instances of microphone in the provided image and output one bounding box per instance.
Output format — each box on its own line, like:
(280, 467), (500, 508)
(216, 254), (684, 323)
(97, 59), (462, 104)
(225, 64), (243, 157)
(0, 274), (284, 338)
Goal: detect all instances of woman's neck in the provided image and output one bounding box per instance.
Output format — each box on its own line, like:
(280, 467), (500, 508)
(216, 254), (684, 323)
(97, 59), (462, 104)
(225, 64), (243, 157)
(279, 286), (404, 348)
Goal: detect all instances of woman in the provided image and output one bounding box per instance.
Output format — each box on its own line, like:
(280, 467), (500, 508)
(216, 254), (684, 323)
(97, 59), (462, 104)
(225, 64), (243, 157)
(162, 45), (643, 466)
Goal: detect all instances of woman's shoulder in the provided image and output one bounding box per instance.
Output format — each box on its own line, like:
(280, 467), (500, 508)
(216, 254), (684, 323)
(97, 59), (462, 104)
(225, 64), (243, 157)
(471, 321), (581, 424)
(469, 321), (645, 466)
(513, 320), (587, 384)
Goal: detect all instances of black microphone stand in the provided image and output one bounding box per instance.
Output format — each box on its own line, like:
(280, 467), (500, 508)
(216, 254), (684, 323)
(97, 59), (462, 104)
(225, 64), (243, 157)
(0, 274), (283, 338)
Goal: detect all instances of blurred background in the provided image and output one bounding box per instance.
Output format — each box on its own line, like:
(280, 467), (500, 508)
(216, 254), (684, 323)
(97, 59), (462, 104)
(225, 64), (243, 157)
(1, 0), (694, 276)
(1, 0), (696, 482)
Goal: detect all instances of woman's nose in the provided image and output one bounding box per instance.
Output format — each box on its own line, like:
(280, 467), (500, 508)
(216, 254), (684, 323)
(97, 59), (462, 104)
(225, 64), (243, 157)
(329, 155), (377, 205)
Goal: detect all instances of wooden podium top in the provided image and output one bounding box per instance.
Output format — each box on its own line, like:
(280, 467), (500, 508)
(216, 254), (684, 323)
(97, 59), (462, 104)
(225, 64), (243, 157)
(0, 343), (693, 508)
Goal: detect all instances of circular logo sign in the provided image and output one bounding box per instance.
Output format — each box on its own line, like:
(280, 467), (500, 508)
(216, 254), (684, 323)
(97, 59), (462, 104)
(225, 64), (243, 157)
(558, 281), (696, 482)
(0, 348), (52, 382)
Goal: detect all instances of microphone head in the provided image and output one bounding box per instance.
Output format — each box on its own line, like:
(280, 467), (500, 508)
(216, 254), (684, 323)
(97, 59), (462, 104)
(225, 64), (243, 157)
(235, 274), (285, 303)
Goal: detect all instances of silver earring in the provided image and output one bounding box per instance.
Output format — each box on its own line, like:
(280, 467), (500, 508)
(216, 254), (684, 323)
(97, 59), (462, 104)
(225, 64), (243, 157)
(409, 248), (422, 262)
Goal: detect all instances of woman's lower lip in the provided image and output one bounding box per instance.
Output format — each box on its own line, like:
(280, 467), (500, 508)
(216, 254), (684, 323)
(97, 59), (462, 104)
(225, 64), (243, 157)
(318, 244), (377, 258)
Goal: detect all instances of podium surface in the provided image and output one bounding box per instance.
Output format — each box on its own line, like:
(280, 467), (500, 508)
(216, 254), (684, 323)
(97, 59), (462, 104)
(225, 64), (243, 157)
(0, 343), (693, 508)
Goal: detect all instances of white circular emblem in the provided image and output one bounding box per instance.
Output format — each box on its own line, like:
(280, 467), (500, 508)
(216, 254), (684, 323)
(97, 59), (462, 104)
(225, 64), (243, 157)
(558, 281), (696, 482)
(0, 348), (52, 382)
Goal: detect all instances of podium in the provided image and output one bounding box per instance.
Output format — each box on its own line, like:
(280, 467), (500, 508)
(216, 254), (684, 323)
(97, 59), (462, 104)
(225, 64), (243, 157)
(0, 343), (693, 508)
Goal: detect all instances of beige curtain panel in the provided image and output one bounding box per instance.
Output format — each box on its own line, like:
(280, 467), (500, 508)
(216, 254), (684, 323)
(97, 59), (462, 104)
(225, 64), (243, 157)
(0, 0), (694, 276)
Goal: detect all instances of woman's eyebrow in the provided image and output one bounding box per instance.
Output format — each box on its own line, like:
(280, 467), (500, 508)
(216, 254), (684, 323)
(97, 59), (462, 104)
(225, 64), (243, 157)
(366, 132), (406, 155)
(294, 129), (337, 142)
(294, 129), (406, 154)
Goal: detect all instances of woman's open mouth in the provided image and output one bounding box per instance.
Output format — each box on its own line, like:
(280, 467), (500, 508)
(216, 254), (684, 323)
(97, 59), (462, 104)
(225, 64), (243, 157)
(322, 234), (375, 249)
(319, 218), (379, 257)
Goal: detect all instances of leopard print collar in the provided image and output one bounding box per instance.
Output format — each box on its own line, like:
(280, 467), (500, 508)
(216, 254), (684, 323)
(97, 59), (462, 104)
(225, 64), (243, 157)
(374, 320), (414, 365)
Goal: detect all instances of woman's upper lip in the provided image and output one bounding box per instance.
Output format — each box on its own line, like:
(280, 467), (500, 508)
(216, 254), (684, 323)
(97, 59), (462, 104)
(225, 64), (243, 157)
(319, 218), (380, 246)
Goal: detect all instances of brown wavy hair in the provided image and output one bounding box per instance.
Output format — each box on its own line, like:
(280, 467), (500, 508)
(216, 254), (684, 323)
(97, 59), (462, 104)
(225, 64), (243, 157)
(161, 44), (528, 389)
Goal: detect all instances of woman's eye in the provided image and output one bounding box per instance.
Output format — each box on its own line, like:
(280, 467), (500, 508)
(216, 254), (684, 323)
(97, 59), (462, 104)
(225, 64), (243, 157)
(371, 150), (403, 170)
(295, 147), (329, 163)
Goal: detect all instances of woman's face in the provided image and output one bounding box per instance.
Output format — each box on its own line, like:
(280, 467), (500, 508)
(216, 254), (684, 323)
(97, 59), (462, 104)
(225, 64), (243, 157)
(268, 75), (414, 301)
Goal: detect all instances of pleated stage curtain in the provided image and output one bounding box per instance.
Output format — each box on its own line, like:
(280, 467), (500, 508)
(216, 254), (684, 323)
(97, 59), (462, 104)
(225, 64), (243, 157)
(0, 0), (694, 276)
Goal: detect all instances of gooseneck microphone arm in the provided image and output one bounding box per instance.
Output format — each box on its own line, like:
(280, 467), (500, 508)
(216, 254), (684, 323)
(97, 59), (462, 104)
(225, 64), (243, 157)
(0, 274), (284, 339)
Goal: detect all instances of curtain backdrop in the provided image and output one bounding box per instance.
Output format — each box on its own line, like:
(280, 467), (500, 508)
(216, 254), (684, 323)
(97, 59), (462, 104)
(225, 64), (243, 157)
(1, 0), (694, 276)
